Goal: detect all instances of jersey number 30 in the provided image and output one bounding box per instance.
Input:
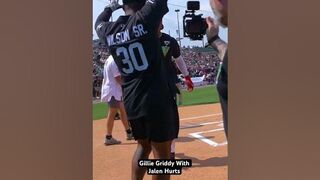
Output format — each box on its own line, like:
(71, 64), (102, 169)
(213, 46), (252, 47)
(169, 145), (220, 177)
(116, 42), (149, 74)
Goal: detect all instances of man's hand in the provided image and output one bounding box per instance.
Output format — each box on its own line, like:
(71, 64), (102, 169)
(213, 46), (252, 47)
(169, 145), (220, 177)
(184, 76), (194, 92)
(107, 0), (121, 12)
(206, 17), (219, 40)
(206, 16), (227, 60)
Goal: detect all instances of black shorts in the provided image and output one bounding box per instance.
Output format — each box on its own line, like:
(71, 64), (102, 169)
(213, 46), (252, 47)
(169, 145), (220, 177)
(128, 104), (179, 142)
(107, 96), (121, 108)
(168, 80), (180, 95)
(219, 95), (228, 138)
(217, 78), (228, 138)
(175, 85), (181, 95)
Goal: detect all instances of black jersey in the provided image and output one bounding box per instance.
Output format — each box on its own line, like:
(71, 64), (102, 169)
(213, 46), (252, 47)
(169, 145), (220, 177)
(160, 33), (181, 92)
(217, 51), (227, 100)
(217, 51), (228, 137)
(95, 0), (172, 120)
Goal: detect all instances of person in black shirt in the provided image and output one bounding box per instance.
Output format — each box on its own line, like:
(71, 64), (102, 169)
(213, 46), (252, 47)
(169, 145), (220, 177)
(95, 0), (177, 179)
(158, 22), (194, 96)
(206, 0), (228, 138)
(157, 22), (194, 159)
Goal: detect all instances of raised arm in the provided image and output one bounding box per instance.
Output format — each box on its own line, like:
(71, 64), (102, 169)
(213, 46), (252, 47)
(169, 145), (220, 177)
(206, 17), (228, 60)
(212, 39), (227, 61)
(95, 7), (113, 31)
(137, 0), (169, 30)
(95, 0), (121, 44)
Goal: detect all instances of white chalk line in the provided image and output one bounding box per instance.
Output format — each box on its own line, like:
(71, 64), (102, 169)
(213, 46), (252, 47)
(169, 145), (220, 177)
(189, 128), (228, 147)
(190, 133), (219, 147)
(180, 113), (222, 121)
(177, 113), (226, 147)
(200, 121), (222, 126)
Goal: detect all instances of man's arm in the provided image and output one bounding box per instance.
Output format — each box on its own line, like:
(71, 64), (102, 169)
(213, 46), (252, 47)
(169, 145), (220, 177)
(95, 7), (112, 30)
(138, 0), (169, 29)
(171, 37), (189, 76)
(206, 17), (228, 60)
(95, 0), (121, 44)
(170, 37), (193, 91)
(174, 56), (189, 77)
(212, 39), (227, 61)
(95, 8), (113, 45)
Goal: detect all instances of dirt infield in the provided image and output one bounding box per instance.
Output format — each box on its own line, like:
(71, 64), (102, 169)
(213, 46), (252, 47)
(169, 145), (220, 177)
(93, 104), (228, 180)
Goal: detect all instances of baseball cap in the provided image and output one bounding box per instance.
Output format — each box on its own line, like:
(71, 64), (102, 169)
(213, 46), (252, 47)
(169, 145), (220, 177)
(123, 0), (146, 4)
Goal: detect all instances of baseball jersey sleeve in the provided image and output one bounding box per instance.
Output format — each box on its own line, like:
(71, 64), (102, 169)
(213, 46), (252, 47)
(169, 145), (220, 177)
(95, 7), (114, 45)
(137, 0), (169, 30)
(171, 37), (181, 59)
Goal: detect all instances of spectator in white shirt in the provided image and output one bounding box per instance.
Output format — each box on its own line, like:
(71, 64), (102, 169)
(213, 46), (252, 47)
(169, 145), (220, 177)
(101, 56), (133, 145)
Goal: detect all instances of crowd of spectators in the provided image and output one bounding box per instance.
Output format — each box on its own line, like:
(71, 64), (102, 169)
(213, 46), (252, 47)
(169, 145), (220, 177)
(181, 47), (221, 84)
(92, 40), (222, 99)
(92, 40), (107, 99)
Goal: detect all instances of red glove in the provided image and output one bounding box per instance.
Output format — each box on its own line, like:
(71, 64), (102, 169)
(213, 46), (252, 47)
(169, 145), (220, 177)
(184, 76), (194, 92)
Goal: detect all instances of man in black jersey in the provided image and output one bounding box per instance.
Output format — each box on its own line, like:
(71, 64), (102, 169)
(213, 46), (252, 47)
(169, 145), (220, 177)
(95, 0), (177, 179)
(157, 22), (194, 159)
(158, 22), (194, 96)
(206, 0), (228, 138)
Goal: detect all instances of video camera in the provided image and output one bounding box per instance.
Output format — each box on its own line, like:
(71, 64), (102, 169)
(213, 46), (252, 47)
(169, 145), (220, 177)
(183, 1), (208, 41)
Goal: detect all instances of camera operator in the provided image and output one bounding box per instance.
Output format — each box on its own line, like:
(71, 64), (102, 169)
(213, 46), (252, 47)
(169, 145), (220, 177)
(206, 0), (228, 138)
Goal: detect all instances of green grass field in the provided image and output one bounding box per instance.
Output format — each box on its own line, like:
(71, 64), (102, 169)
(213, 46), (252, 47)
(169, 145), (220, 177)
(93, 85), (220, 120)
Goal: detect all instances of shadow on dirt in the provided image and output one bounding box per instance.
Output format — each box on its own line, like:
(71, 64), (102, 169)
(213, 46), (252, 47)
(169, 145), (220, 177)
(175, 153), (227, 168)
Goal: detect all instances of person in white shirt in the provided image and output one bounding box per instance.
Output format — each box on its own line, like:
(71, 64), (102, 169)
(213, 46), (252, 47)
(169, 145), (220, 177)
(101, 56), (133, 145)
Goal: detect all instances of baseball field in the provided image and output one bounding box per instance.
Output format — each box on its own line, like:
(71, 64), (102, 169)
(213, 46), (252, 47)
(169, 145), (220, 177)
(93, 85), (228, 180)
(93, 85), (220, 120)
